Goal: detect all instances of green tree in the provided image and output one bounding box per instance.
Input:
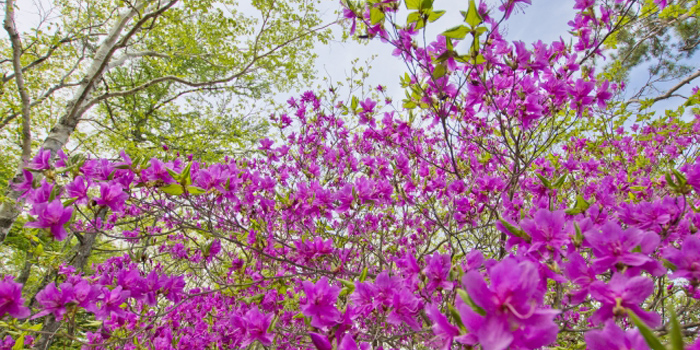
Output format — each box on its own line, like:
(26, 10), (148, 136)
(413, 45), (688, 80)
(0, 0), (332, 242)
(604, 0), (699, 108)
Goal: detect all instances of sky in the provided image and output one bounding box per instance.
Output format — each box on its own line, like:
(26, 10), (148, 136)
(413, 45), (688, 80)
(307, 0), (577, 103)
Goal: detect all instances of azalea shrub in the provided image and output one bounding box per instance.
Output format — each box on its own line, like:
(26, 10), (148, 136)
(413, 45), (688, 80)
(2, 0), (700, 349)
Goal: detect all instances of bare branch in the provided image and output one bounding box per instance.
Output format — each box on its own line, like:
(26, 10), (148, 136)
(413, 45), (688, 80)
(627, 69), (700, 104)
(1, 37), (77, 84)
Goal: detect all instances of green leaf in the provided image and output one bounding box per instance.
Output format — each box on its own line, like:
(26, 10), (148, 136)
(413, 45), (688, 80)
(359, 267), (368, 282)
(241, 293), (265, 305)
(70, 154), (86, 167)
(12, 333), (25, 350)
(474, 26), (488, 36)
(499, 218), (530, 242)
(574, 221), (584, 247)
(49, 185), (62, 202)
(427, 10), (445, 22)
(180, 162), (192, 186)
(628, 310), (666, 350)
(666, 173), (677, 188)
(370, 8), (385, 25)
(669, 308), (684, 350)
(166, 167), (180, 181)
(445, 37), (454, 51)
(405, 0), (420, 10)
(464, 0), (483, 27)
(456, 288), (486, 316)
(338, 278), (356, 292)
(455, 54), (471, 63)
(432, 64), (447, 78)
(671, 169), (687, 186)
(552, 173), (568, 189)
(435, 51), (452, 63)
(420, 0), (433, 10)
(160, 184), (184, 195)
(84, 320), (102, 328)
(640, 98), (654, 110)
(407, 11), (421, 24)
(478, 152), (491, 164)
(536, 173), (552, 189)
(267, 314), (279, 332)
(662, 259), (678, 271)
(442, 25), (469, 40)
(351, 96), (359, 111)
(472, 54), (486, 64)
(470, 37), (481, 55)
(448, 304), (466, 331)
(565, 195), (591, 215)
(187, 186), (207, 195)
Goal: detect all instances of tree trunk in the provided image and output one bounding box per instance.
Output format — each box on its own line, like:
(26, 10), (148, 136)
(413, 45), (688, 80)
(0, 1), (148, 243)
(33, 208), (107, 350)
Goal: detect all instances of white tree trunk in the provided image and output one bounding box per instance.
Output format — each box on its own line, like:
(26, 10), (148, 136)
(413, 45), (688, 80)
(0, 1), (150, 243)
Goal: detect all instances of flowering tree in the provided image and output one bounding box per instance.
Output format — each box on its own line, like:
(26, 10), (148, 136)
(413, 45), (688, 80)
(1, 0), (700, 349)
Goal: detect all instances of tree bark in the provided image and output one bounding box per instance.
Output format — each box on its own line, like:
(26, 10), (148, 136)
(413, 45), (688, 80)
(3, 0), (32, 164)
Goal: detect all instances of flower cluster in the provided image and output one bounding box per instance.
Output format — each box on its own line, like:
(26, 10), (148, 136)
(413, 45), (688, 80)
(1, 0), (699, 349)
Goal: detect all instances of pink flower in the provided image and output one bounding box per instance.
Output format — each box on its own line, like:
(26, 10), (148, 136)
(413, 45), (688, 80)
(240, 306), (274, 347)
(0, 277), (30, 319)
(25, 199), (73, 241)
(27, 148), (51, 170)
(589, 273), (660, 327)
(300, 277), (342, 328)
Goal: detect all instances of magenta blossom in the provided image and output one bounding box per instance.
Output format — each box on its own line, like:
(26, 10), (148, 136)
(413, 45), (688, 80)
(12, 169), (34, 194)
(0, 277), (30, 319)
(386, 290), (423, 331)
(425, 304), (460, 350)
(94, 182), (129, 213)
(300, 277), (342, 328)
(423, 252), (453, 292)
(309, 332), (332, 350)
(498, 0), (532, 20)
(563, 252), (597, 305)
(27, 148), (51, 170)
(33, 283), (74, 320)
(458, 258), (559, 350)
(584, 320), (649, 350)
(338, 334), (370, 350)
(663, 235), (700, 283)
(584, 221), (660, 274)
(65, 176), (90, 204)
(25, 199), (73, 241)
(240, 306), (274, 347)
(589, 273), (660, 327)
(520, 209), (570, 257)
(94, 286), (130, 320)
